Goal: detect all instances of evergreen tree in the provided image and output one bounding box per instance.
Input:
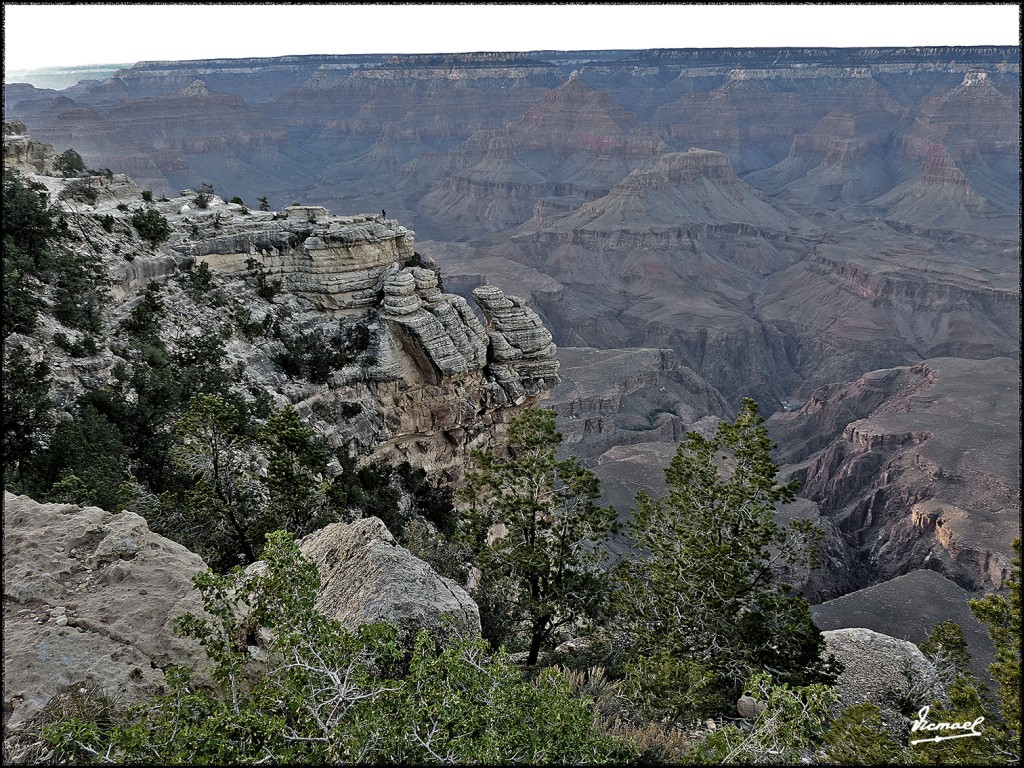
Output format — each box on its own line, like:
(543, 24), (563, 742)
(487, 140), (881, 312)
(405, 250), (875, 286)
(165, 393), (264, 567)
(256, 405), (341, 538)
(458, 407), (619, 665)
(53, 148), (86, 178)
(2, 345), (55, 484)
(2, 169), (63, 336)
(614, 398), (834, 717)
(970, 538), (1021, 746)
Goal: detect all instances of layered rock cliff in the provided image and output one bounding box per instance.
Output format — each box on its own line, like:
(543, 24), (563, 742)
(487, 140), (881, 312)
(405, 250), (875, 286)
(770, 357), (1020, 593)
(3, 131), (560, 485)
(6, 50), (1016, 414)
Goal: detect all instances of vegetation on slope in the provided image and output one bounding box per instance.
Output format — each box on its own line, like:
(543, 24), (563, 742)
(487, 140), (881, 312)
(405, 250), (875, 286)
(4, 160), (1020, 765)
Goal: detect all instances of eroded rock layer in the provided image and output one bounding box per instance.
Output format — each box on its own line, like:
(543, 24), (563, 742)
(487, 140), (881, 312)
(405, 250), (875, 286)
(770, 357), (1020, 593)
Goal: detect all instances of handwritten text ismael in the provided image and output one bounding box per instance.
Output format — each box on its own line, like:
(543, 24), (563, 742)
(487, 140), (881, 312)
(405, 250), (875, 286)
(910, 705), (984, 746)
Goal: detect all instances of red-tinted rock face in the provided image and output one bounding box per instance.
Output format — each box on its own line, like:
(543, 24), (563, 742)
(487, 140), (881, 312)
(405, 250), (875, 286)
(416, 72), (667, 239)
(769, 357), (1020, 593)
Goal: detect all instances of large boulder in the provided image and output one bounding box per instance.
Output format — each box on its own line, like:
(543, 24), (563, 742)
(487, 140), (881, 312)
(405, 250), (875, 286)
(823, 627), (944, 737)
(2, 492), (211, 735)
(296, 517), (481, 639)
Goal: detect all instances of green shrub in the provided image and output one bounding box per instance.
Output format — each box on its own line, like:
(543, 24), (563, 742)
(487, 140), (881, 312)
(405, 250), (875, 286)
(59, 178), (98, 204)
(3, 169), (64, 335)
(687, 673), (835, 764)
(43, 531), (634, 764)
(2, 345), (55, 484)
(273, 323), (370, 384)
(53, 332), (98, 358)
(244, 257), (281, 300)
(130, 207), (171, 246)
(141, 190), (153, 202)
(53, 148), (86, 178)
(190, 260), (213, 293)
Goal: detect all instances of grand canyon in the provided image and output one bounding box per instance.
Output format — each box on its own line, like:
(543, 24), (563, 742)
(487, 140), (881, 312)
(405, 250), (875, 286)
(3, 44), (1020, 760)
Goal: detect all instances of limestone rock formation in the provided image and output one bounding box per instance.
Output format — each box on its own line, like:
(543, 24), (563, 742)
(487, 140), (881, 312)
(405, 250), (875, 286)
(823, 627), (944, 736)
(2, 492), (211, 734)
(1, 131), (563, 483)
(3, 121), (56, 174)
(161, 198), (559, 477)
(472, 284), (561, 405)
(289, 517), (481, 639)
(185, 210), (415, 312)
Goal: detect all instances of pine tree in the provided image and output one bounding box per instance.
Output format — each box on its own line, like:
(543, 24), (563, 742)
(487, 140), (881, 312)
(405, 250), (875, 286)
(615, 398), (833, 717)
(459, 407), (619, 665)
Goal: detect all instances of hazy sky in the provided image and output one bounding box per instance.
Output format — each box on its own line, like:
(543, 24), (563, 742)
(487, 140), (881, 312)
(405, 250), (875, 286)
(3, 3), (1020, 71)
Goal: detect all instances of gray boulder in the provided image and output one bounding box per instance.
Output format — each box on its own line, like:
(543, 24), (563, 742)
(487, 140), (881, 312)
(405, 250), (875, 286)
(2, 492), (211, 735)
(296, 517), (481, 639)
(823, 627), (944, 736)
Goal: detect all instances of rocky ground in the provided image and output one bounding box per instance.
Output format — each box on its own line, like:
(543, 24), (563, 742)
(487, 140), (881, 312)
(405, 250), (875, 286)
(2, 493), (478, 760)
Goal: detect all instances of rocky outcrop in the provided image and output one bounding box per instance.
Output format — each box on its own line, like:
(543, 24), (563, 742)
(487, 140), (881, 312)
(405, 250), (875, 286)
(3, 121), (56, 174)
(182, 210), (415, 312)
(291, 517), (480, 639)
(771, 357), (1020, 593)
(1, 151), (562, 483)
(472, 285), (561, 405)
(823, 627), (944, 737)
(812, 569), (997, 685)
(2, 492), (211, 734)
(166, 200), (560, 422)
(379, 268), (488, 381)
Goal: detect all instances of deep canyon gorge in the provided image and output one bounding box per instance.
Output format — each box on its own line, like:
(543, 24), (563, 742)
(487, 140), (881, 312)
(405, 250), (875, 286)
(3, 45), (1020, 751)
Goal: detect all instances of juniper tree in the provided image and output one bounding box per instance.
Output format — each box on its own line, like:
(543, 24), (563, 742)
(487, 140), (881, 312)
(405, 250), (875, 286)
(459, 407), (619, 665)
(614, 398), (834, 717)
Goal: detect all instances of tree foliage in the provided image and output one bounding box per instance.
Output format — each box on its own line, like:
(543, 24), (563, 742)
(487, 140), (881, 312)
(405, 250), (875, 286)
(969, 538), (1021, 744)
(907, 539), (1022, 765)
(54, 148), (86, 178)
(614, 398), (834, 717)
(2, 345), (55, 483)
(44, 532), (633, 764)
(130, 206), (171, 246)
(157, 396), (352, 571)
(459, 407), (619, 665)
(3, 169), (63, 336)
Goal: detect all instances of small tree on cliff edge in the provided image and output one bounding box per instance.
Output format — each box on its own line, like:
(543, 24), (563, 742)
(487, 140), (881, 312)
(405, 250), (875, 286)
(459, 407), (619, 665)
(615, 397), (835, 717)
